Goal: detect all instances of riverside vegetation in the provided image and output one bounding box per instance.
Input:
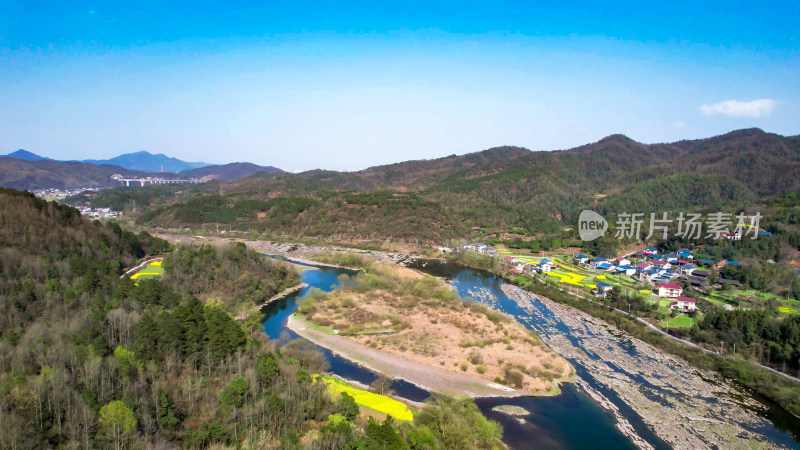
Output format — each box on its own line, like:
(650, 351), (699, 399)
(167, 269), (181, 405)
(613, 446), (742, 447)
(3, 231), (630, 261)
(296, 262), (572, 393)
(0, 188), (505, 449)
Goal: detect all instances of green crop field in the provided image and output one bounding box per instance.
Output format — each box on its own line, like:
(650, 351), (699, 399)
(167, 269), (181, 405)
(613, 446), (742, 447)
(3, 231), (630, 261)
(660, 315), (695, 328)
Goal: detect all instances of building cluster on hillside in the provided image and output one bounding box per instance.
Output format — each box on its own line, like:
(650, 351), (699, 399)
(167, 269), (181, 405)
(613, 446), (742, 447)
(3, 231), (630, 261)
(461, 241), (758, 314)
(460, 243), (499, 256)
(75, 206), (122, 219)
(32, 187), (99, 199)
(575, 247), (736, 311)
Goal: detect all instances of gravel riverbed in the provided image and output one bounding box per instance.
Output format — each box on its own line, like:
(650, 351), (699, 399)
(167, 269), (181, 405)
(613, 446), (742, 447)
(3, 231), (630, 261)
(502, 284), (789, 449)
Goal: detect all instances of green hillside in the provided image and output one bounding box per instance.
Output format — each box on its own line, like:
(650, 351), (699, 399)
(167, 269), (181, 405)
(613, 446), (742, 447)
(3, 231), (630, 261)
(74, 128), (800, 244)
(0, 187), (503, 448)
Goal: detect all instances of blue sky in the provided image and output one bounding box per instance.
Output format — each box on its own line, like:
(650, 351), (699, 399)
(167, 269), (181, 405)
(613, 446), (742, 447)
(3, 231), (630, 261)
(1, 1), (798, 171)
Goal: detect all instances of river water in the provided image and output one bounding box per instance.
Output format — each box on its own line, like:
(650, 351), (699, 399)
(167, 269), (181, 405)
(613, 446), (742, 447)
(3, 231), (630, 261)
(261, 258), (800, 449)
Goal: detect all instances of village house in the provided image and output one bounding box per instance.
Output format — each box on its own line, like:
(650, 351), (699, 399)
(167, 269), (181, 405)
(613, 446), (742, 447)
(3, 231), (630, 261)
(662, 270), (679, 279)
(670, 296), (697, 312)
(502, 256), (519, 268)
(683, 275), (708, 287)
(657, 283), (683, 298)
(638, 269), (659, 282)
(650, 259), (672, 270)
(614, 257), (631, 266)
(595, 282), (614, 297)
(643, 247), (658, 255)
(691, 269), (709, 279)
(538, 258), (554, 272)
(724, 231), (743, 241)
(616, 265), (637, 276)
(574, 254), (590, 265)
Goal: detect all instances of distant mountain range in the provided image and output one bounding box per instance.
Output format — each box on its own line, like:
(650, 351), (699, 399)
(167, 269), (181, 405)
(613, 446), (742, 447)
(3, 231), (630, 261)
(80, 151), (209, 173)
(0, 150), (283, 189)
(5, 149), (50, 161)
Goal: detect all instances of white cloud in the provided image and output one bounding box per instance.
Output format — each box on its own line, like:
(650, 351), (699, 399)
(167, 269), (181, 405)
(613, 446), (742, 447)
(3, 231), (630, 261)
(699, 99), (777, 119)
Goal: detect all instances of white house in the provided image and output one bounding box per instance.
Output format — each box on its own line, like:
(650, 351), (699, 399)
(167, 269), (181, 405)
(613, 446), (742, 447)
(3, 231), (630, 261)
(575, 254), (590, 265)
(616, 265), (636, 276)
(537, 262), (553, 272)
(657, 283), (683, 298)
(670, 296), (697, 312)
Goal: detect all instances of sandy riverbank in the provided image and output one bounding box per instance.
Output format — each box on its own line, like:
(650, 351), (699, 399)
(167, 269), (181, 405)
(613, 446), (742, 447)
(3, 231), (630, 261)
(287, 314), (532, 398)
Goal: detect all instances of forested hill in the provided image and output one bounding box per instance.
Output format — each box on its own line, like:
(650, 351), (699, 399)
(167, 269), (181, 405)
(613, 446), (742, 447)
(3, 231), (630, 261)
(0, 157), (152, 190)
(0, 187), (504, 448)
(110, 128), (800, 241)
(178, 162), (283, 180)
(230, 128), (799, 198)
(0, 157), (282, 190)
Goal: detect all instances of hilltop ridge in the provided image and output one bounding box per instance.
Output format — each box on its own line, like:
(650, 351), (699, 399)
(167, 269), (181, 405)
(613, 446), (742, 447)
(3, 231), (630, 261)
(76, 128), (799, 243)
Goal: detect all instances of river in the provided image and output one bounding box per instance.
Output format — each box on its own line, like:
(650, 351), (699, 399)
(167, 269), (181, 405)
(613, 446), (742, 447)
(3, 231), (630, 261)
(261, 257), (800, 449)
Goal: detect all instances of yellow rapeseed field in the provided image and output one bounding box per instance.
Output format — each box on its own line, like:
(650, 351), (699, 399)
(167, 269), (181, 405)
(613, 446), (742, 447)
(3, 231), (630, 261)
(315, 376), (413, 421)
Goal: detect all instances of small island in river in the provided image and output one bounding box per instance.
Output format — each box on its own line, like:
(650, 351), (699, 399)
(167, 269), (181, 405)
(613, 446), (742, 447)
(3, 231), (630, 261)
(288, 261), (573, 396)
